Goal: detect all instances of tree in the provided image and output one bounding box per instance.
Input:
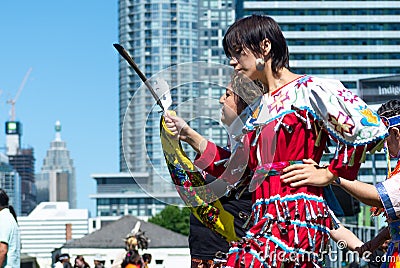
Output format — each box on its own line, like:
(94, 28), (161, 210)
(149, 205), (190, 236)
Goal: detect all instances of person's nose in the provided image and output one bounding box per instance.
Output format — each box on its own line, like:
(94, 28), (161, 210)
(219, 94), (225, 104)
(229, 57), (238, 66)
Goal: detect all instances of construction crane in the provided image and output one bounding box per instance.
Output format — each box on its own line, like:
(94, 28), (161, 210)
(7, 67), (32, 121)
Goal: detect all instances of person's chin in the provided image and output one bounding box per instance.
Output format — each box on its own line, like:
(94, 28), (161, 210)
(237, 70), (247, 77)
(220, 117), (226, 125)
(221, 118), (233, 126)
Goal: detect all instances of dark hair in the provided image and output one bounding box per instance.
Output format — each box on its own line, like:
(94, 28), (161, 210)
(223, 14), (289, 76)
(377, 99), (400, 118)
(121, 250), (143, 268)
(59, 253), (71, 262)
(125, 230), (149, 251)
(142, 253), (152, 264)
(0, 188), (17, 223)
(74, 255), (90, 267)
(0, 188), (9, 207)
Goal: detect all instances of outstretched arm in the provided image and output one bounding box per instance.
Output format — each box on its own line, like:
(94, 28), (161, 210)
(281, 159), (383, 207)
(330, 225), (390, 254)
(330, 224), (364, 251)
(335, 178), (382, 208)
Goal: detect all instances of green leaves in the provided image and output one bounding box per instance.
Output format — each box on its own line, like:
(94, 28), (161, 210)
(148, 205), (190, 236)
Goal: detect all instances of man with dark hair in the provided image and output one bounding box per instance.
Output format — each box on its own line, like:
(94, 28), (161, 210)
(0, 188), (20, 268)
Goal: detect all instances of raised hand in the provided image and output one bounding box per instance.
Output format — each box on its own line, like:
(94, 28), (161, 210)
(164, 111), (191, 141)
(163, 111), (207, 154)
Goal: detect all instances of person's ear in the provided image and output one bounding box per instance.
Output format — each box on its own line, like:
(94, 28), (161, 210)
(260, 38), (271, 56)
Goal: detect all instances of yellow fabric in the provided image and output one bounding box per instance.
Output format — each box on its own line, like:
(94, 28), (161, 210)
(389, 251), (400, 268)
(160, 112), (238, 242)
(125, 264), (140, 268)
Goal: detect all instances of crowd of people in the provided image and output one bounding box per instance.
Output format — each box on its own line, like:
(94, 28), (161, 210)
(53, 253), (102, 268)
(53, 250), (152, 268)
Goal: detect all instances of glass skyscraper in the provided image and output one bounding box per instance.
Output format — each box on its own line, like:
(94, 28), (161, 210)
(118, 0), (198, 182)
(117, 0), (235, 195)
(195, 0), (235, 147)
(8, 148), (35, 215)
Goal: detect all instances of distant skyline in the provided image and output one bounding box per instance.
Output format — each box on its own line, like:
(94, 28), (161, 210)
(0, 1), (120, 214)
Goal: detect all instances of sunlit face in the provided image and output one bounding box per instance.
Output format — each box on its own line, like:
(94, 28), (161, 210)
(228, 47), (262, 82)
(219, 87), (241, 126)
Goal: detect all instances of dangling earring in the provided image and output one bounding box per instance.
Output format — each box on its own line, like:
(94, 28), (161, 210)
(255, 58), (265, 71)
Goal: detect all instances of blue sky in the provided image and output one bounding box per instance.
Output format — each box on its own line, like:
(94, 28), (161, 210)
(0, 1), (120, 215)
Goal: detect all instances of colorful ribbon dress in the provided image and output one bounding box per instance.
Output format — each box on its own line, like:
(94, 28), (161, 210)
(194, 75), (387, 268)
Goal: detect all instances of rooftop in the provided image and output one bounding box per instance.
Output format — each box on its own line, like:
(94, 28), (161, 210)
(63, 215), (189, 249)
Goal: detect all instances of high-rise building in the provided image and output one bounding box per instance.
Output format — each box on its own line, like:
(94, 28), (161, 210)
(5, 120), (36, 215)
(0, 152), (21, 215)
(36, 121), (76, 208)
(195, 0), (236, 147)
(237, 1), (400, 91)
(8, 149), (35, 215)
(118, 0), (197, 177)
(118, 0), (206, 195)
(113, 0), (237, 220)
(117, 0), (238, 196)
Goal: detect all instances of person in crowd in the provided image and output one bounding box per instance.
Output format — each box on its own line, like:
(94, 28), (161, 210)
(0, 188), (20, 268)
(166, 14), (387, 267)
(54, 254), (63, 268)
(111, 222), (149, 268)
(59, 253), (72, 268)
(121, 250), (143, 268)
(93, 255), (105, 268)
(142, 253), (151, 268)
(74, 255), (90, 268)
